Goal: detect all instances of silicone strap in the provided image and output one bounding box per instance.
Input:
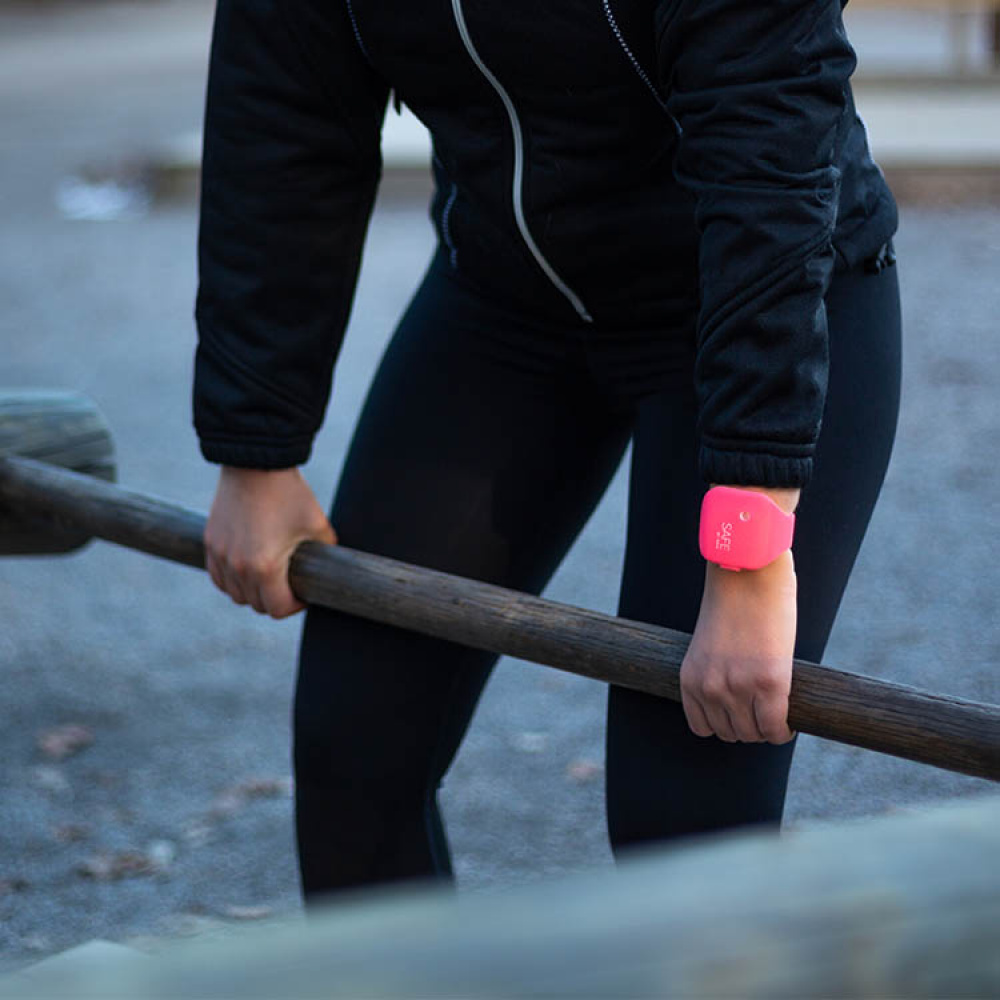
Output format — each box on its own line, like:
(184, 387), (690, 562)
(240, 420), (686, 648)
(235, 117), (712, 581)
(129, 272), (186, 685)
(699, 486), (796, 571)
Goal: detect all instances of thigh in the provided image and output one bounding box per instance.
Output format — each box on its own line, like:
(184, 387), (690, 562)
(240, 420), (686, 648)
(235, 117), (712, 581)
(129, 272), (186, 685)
(294, 257), (635, 789)
(607, 258), (903, 847)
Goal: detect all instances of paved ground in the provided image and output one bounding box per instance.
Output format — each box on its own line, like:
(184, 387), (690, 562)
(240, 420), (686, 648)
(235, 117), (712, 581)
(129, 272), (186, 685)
(1, 0), (998, 976)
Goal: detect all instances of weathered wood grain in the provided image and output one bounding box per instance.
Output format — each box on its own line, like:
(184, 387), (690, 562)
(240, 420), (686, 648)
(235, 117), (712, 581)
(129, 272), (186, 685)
(0, 453), (996, 781)
(3, 794), (998, 998)
(0, 390), (115, 554)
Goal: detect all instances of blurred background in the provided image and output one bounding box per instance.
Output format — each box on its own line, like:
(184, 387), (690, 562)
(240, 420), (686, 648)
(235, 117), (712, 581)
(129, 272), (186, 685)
(1, 0), (998, 975)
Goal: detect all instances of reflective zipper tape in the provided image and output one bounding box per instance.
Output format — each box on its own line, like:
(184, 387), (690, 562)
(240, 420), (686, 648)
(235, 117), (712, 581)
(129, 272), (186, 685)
(450, 0), (593, 323)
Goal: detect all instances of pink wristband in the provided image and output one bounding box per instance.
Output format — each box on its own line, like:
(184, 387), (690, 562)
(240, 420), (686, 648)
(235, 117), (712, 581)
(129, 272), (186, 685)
(699, 486), (795, 571)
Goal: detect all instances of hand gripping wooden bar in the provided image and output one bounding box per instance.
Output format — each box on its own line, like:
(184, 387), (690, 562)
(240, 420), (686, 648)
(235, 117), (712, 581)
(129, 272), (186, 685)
(0, 452), (997, 782)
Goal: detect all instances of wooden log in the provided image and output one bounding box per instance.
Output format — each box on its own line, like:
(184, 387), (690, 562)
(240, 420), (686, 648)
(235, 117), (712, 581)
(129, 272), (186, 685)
(0, 390), (115, 554)
(3, 794), (998, 998)
(0, 453), (997, 781)
(849, 0), (1000, 11)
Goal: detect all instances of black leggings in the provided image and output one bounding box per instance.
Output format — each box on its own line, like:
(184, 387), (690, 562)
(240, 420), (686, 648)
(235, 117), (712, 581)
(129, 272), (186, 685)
(292, 247), (902, 902)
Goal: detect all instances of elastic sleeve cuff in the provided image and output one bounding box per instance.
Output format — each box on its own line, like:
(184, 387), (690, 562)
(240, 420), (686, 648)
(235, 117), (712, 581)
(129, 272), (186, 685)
(197, 435), (313, 470)
(699, 444), (813, 489)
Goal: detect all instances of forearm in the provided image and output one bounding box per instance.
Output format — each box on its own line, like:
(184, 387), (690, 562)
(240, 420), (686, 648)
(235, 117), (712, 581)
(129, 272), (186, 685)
(689, 483), (799, 743)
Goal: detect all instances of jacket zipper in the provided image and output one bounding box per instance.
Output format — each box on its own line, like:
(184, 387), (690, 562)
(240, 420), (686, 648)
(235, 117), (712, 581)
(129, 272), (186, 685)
(450, 0), (593, 324)
(602, 0), (682, 135)
(442, 182), (459, 268)
(433, 154), (460, 268)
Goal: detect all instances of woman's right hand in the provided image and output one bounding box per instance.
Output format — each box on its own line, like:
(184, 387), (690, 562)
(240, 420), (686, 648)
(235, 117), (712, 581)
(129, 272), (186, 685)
(203, 466), (337, 619)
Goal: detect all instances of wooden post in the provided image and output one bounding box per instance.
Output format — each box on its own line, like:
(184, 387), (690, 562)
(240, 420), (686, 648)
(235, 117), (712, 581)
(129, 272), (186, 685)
(3, 794), (998, 998)
(0, 452), (997, 781)
(0, 390), (115, 554)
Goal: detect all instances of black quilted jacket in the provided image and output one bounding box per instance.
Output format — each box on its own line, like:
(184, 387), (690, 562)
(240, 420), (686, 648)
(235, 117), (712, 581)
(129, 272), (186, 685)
(192, 0), (898, 488)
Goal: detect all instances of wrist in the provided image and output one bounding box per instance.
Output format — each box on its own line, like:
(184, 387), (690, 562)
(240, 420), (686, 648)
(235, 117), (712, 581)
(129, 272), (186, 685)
(220, 466), (303, 499)
(705, 547), (796, 592)
(700, 483), (797, 573)
(709, 483), (800, 516)
(221, 465), (300, 481)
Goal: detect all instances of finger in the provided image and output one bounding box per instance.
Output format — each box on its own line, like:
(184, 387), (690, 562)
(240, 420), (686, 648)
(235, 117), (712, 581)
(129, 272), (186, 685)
(753, 693), (795, 745)
(722, 706), (744, 743)
(205, 551), (225, 593)
(752, 693), (794, 744)
(704, 702), (738, 743)
(245, 577), (268, 615)
(727, 698), (766, 743)
(244, 558), (277, 615)
(682, 691), (714, 739)
(269, 595), (307, 619)
(277, 597), (307, 619)
(259, 545), (306, 618)
(219, 560), (249, 606)
(259, 573), (306, 620)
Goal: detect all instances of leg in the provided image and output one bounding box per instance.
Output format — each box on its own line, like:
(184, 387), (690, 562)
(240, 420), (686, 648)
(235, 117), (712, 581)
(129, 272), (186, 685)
(607, 257), (902, 850)
(293, 254), (634, 904)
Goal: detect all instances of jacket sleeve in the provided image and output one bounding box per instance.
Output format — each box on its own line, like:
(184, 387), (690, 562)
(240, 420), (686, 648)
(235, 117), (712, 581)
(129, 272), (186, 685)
(193, 0), (389, 469)
(655, 0), (856, 488)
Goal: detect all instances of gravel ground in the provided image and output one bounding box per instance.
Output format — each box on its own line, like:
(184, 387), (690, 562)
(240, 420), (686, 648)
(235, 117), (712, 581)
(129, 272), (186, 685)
(1, 0), (997, 976)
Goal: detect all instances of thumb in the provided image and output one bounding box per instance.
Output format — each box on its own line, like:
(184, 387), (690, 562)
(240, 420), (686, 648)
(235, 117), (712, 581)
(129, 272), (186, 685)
(316, 519), (338, 546)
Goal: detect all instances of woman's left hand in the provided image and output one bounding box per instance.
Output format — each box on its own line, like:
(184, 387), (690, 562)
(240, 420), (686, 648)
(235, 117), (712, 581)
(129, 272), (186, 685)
(680, 547), (798, 745)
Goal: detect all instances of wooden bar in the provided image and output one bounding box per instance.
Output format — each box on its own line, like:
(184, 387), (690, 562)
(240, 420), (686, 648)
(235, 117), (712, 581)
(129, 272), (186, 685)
(1, 453), (997, 782)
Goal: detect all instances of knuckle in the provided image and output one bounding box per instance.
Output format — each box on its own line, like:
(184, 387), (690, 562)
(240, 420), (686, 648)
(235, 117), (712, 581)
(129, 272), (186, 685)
(700, 675), (727, 701)
(680, 650), (708, 675)
(755, 670), (786, 695)
(252, 556), (280, 579)
(728, 672), (757, 697)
